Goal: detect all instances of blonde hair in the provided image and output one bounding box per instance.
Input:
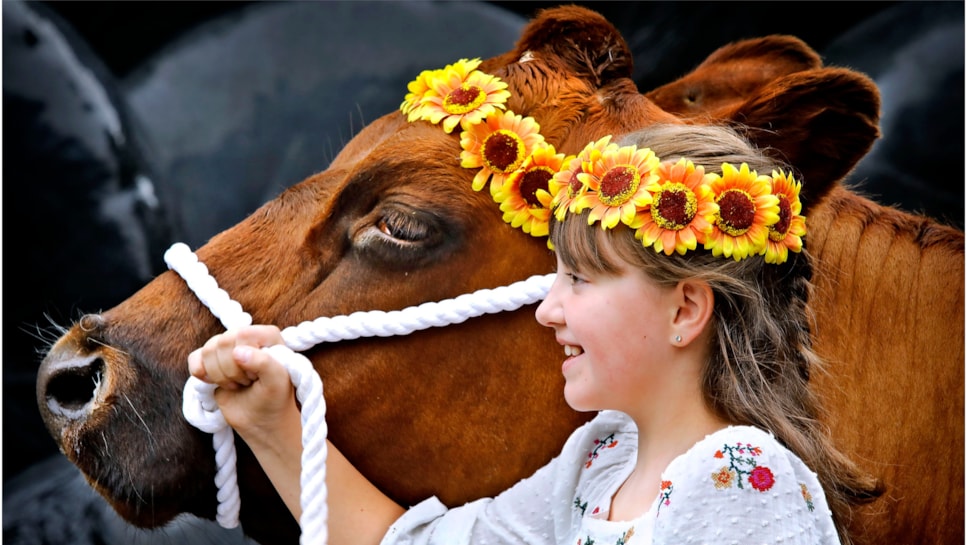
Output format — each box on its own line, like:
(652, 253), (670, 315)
(550, 124), (882, 544)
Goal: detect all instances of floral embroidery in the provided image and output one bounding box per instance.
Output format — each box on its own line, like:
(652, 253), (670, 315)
(656, 480), (674, 517)
(711, 441), (775, 492)
(574, 497), (602, 518)
(585, 433), (618, 468)
(800, 483), (816, 511)
(574, 496), (589, 516)
(748, 465), (776, 491)
(712, 467), (737, 489)
(576, 527), (631, 545)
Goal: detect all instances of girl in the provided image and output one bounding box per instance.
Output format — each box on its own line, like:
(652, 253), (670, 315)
(188, 124), (881, 545)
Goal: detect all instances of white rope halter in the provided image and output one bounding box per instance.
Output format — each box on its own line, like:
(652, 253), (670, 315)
(164, 242), (553, 544)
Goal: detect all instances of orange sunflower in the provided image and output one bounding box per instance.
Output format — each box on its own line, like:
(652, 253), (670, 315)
(550, 135), (615, 221)
(703, 163), (780, 260)
(495, 142), (567, 239)
(414, 58), (510, 134)
(632, 158), (719, 256)
(571, 144), (659, 229)
(460, 109), (544, 197)
(764, 169), (807, 264)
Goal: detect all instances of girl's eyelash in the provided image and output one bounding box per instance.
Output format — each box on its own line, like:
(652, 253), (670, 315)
(567, 272), (585, 285)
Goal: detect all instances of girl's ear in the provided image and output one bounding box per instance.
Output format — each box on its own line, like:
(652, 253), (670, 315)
(671, 279), (715, 346)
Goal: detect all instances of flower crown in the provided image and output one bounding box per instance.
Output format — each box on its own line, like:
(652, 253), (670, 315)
(400, 58), (806, 264)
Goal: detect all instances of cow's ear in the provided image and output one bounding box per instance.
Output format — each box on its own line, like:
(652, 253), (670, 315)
(646, 35), (822, 117)
(503, 5), (633, 88)
(735, 68), (881, 211)
(643, 34), (880, 211)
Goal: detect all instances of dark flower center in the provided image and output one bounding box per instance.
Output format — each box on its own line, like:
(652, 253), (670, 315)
(652, 183), (696, 230)
(599, 165), (639, 206)
(520, 167), (554, 208)
(716, 188), (756, 236)
(443, 84), (486, 114)
(567, 169), (584, 197)
(482, 130), (525, 173)
(769, 194), (793, 241)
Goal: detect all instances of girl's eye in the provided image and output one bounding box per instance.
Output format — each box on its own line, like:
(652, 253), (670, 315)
(566, 272), (586, 285)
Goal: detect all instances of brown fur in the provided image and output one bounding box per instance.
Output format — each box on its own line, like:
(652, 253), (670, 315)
(36, 6), (963, 545)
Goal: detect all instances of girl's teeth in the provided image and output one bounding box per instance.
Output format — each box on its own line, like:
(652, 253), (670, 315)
(565, 345), (583, 357)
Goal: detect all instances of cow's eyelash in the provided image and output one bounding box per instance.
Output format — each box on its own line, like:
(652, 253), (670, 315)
(353, 206), (439, 253)
(376, 210), (431, 243)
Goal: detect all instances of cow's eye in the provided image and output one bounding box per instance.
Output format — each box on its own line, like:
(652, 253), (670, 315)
(354, 206), (439, 252)
(377, 210), (430, 242)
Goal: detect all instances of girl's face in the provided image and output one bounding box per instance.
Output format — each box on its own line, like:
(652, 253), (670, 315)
(535, 252), (679, 414)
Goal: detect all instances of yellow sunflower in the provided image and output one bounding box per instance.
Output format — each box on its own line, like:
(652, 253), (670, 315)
(415, 58), (510, 134)
(400, 67), (441, 121)
(550, 135), (615, 221)
(571, 144), (659, 229)
(703, 163), (780, 260)
(632, 158), (719, 256)
(459, 109), (544, 196)
(764, 169), (807, 264)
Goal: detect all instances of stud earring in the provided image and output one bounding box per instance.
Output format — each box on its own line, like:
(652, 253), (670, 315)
(674, 335), (682, 343)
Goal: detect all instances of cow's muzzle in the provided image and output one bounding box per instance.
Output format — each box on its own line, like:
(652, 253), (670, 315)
(35, 314), (111, 441)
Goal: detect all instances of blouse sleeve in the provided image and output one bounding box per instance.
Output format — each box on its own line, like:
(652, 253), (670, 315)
(651, 426), (841, 545)
(379, 411), (636, 545)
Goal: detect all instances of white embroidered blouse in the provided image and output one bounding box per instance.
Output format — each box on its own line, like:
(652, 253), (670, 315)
(380, 410), (839, 545)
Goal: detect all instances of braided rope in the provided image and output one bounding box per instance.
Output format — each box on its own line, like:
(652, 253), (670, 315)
(165, 242), (553, 542)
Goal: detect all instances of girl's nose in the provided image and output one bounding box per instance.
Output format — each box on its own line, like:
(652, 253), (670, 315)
(535, 274), (563, 328)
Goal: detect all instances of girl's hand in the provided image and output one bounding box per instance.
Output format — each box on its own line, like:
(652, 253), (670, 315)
(187, 325), (299, 444)
(188, 326), (406, 535)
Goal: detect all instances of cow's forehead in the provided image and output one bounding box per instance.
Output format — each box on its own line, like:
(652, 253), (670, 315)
(492, 58), (679, 155)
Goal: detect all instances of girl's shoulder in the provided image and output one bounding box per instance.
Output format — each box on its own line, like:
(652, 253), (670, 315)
(663, 424), (820, 501)
(653, 425), (840, 544)
(566, 410), (637, 448)
(563, 410), (637, 469)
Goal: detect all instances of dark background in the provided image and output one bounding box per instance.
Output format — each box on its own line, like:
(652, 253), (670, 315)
(42, 1), (910, 84)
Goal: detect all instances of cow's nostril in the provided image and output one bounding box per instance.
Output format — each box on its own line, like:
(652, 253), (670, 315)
(44, 357), (106, 418)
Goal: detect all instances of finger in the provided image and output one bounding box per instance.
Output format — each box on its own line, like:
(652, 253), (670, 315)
(235, 345), (291, 391)
(236, 324), (286, 349)
(213, 330), (254, 387)
(198, 332), (248, 388)
(187, 348), (208, 381)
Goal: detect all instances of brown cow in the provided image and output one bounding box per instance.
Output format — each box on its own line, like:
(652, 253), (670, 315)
(35, 6), (963, 545)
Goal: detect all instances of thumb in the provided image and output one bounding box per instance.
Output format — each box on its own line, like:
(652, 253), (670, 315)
(233, 346), (259, 381)
(235, 345), (291, 387)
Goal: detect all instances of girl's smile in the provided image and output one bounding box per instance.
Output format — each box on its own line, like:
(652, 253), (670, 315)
(560, 342), (584, 376)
